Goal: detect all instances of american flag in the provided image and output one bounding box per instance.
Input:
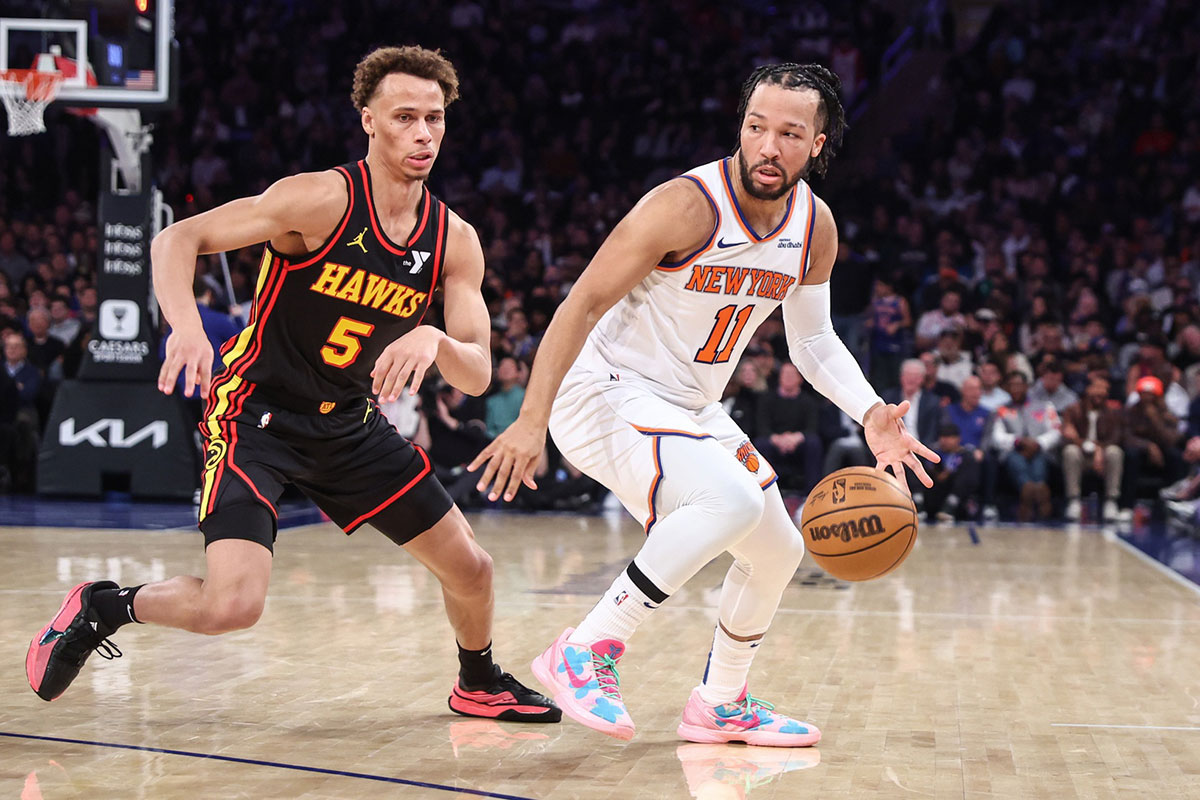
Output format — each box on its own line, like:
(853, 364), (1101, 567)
(124, 70), (156, 90)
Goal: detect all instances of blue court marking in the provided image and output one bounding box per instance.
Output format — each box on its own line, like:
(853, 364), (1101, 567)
(0, 730), (537, 800)
(967, 525), (980, 545)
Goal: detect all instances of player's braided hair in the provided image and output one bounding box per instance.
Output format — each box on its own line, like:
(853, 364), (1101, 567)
(736, 63), (846, 179)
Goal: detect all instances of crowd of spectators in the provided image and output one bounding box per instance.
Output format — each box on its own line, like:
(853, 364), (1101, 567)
(3, 0), (1200, 525)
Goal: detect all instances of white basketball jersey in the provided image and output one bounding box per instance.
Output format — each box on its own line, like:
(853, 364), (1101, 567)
(576, 158), (817, 409)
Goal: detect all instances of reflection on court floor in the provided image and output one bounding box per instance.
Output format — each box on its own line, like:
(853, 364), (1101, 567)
(2, 510), (1199, 799)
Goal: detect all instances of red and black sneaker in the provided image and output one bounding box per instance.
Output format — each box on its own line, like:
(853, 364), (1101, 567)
(27, 581), (123, 701)
(449, 667), (561, 723)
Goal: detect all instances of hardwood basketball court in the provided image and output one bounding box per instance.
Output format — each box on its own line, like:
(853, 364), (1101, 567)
(2, 512), (1198, 798)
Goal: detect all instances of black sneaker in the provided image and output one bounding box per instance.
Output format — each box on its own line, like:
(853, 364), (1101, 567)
(26, 581), (122, 701)
(449, 665), (562, 722)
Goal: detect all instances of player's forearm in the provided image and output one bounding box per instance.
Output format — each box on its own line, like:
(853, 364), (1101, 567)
(436, 336), (491, 396)
(518, 293), (597, 427)
(150, 227), (204, 333)
(784, 283), (883, 425)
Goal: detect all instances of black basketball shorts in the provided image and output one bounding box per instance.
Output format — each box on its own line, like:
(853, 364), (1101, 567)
(197, 379), (452, 551)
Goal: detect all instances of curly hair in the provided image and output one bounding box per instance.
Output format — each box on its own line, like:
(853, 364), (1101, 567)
(736, 63), (846, 178)
(351, 46), (460, 112)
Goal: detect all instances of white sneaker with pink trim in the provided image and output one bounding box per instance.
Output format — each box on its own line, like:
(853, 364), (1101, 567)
(531, 627), (634, 740)
(677, 685), (821, 747)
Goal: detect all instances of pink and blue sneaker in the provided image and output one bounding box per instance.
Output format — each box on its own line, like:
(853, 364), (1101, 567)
(677, 685), (821, 747)
(531, 628), (634, 740)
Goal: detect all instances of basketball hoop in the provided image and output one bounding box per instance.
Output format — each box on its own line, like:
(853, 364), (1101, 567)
(0, 69), (63, 136)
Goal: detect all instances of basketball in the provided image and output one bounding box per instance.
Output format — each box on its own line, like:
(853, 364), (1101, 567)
(799, 466), (918, 581)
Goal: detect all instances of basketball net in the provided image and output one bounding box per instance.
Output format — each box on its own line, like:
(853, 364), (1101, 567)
(0, 69), (63, 136)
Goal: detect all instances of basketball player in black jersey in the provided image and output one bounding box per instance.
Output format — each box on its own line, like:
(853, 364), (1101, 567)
(26, 46), (560, 723)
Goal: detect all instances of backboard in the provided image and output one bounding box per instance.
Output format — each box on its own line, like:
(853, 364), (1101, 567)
(1, 0), (175, 108)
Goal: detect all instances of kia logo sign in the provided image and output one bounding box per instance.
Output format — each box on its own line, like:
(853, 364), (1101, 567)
(59, 418), (169, 449)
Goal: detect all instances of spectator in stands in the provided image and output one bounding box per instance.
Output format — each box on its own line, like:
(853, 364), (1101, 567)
(882, 358), (940, 501)
(943, 375), (989, 452)
(1124, 375), (1185, 500)
(47, 296), (80, 346)
(24, 307), (64, 381)
(722, 360), (765, 441)
(934, 328), (973, 389)
(986, 330), (1032, 383)
(977, 359), (1012, 412)
(926, 423), (982, 522)
(1060, 377), (1125, 522)
(1125, 333), (1169, 397)
(866, 275), (910, 392)
(0, 231), (31, 283)
(503, 309), (538, 361)
(1029, 358), (1078, 413)
(3, 333), (41, 422)
(920, 350), (960, 406)
(0, 364), (19, 491)
(485, 356), (526, 439)
(755, 363), (824, 494)
(427, 382), (490, 507)
(986, 371), (1060, 522)
(915, 287), (966, 351)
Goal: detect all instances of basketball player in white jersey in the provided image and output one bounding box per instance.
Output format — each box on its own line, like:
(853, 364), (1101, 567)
(472, 64), (938, 744)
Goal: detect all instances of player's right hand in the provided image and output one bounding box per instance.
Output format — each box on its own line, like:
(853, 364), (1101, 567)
(469, 416), (546, 502)
(158, 326), (214, 399)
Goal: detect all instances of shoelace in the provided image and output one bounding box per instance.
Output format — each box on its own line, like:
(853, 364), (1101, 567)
(94, 639), (122, 660)
(744, 694), (774, 713)
(591, 652), (622, 699)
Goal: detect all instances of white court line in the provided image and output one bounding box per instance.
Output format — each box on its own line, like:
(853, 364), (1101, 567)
(1052, 723), (1200, 732)
(1105, 528), (1200, 599)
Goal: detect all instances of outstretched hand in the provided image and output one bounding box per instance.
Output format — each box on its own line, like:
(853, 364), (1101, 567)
(468, 416), (546, 502)
(158, 326), (213, 399)
(862, 401), (940, 493)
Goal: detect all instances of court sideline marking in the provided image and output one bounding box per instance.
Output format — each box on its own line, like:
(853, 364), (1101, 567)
(1105, 528), (1200, 599)
(0, 731), (537, 800)
(1051, 723), (1200, 732)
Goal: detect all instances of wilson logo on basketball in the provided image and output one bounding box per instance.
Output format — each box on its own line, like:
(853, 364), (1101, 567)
(735, 441), (760, 473)
(832, 478), (847, 504)
(807, 514), (886, 543)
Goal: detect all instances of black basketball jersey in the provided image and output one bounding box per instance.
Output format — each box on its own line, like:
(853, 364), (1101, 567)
(214, 160), (449, 413)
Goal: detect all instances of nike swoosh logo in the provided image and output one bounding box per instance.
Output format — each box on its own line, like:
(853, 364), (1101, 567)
(562, 655), (592, 689)
(716, 238), (746, 249)
(643, 602), (659, 609)
(715, 712), (760, 730)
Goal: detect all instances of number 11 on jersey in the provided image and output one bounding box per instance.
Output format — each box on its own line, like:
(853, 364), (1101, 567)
(694, 304), (754, 364)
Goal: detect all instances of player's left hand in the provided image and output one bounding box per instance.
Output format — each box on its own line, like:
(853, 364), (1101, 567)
(863, 401), (940, 493)
(372, 327), (444, 402)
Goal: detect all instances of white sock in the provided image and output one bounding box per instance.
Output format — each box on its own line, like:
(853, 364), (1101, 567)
(698, 624), (761, 705)
(568, 561), (670, 644)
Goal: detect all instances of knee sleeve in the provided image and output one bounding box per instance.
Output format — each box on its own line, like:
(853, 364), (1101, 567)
(653, 435), (765, 536)
(720, 486), (806, 636)
(633, 436), (767, 592)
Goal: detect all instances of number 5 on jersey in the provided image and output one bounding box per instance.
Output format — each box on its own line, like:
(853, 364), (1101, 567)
(321, 316), (375, 368)
(695, 304), (754, 364)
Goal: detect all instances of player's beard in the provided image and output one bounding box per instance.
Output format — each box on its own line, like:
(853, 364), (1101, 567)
(736, 150), (803, 201)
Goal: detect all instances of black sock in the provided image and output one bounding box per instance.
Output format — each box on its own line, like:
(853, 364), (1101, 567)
(457, 641), (498, 689)
(89, 585), (144, 631)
